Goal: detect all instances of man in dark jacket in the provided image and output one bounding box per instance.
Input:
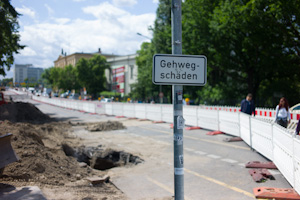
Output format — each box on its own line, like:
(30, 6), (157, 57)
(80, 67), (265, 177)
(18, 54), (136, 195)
(241, 93), (255, 116)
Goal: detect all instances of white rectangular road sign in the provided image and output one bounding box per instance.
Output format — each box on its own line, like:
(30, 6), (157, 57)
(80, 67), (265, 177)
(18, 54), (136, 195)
(152, 54), (207, 86)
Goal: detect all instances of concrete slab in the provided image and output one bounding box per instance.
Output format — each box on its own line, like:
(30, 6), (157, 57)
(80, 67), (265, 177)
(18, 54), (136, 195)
(0, 185), (47, 200)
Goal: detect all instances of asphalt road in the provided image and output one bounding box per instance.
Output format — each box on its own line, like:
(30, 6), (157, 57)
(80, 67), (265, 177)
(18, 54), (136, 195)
(13, 94), (292, 200)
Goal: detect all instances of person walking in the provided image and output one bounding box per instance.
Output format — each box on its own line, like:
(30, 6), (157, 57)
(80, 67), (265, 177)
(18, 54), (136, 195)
(295, 118), (300, 136)
(241, 93), (255, 116)
(274, 97), (291, 128)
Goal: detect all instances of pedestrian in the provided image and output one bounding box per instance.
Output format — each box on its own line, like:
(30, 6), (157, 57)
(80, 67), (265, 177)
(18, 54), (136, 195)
(274, 97), (291, 128)
(240, 93), (255, 116)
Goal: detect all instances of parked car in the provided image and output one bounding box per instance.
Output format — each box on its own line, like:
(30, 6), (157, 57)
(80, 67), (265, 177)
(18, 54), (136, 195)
(100, 98), (112, 103)
(290, 103), (300, 113)
(68, 93), (79, 100)
(52, 93), (59, 97)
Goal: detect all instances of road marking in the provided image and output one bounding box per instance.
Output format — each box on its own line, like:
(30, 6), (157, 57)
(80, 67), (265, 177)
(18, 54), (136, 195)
(207, 154), (221, 159)
(238, 163), (245, 167)
(221, 158), (238, 164)
(146, 176), (192, 200)
(184, 168), (255, 198)
(184, 148), (194, 152)
(195, 151), (207, 155)
(140, 126), (250, 150)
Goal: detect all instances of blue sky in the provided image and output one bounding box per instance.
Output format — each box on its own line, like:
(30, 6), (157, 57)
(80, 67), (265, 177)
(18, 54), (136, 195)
(2, 0), (158, 79)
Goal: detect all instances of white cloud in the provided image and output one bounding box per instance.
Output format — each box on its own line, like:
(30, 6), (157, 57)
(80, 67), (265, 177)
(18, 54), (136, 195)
(19, 47), (37, 56)
(152, 0), (159, 3)
(13, 2), (155, 69)
(16, 6), (36, 19)
(45, 4), (54, 16)
(112, 0), (137, 7)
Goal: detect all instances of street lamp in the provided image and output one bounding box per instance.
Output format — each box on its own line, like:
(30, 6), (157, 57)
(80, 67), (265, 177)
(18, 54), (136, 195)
(137, 32), (151, 40)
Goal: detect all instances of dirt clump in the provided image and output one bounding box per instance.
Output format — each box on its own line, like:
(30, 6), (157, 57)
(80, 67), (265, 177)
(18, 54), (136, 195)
(86, 121), (125, 132)
(0, 102), (51, 123)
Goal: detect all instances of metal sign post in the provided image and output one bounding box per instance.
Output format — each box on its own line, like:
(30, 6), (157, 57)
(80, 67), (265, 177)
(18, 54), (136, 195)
(152, 1), (206, 199)
(172, 1), (184, 199)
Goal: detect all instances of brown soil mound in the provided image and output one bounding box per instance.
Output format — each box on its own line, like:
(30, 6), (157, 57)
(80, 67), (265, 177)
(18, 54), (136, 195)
(0, 102), (51, 123)
(0, 121), (101, 185)
(86, 121), (125, 132)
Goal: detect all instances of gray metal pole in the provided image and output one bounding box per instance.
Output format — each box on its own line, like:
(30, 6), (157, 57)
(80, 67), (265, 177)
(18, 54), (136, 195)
(172, 0), (183, 199)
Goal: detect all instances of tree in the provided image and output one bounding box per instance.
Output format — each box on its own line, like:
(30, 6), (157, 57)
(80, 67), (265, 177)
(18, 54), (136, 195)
(59, 64), (80, 92)
(76, 55), (108, 96)
(209, 0), (300, 106)
(0, 0), (24, 76)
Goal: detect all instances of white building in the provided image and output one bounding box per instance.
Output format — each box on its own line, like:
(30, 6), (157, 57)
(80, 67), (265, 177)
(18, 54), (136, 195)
(13, 64), (44, 86)
(106, 54), (138, 97)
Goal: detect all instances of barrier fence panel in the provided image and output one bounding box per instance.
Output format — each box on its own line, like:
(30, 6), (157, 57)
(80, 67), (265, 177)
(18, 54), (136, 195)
(105, 103), (113, 115)
(112, 103), (124, 117)
(197, 109), (219, 131)
(123, 104), (135, 118)
(146, 104), (162, 121)
(251, 118), (273, 160)
(219, 111), (240, 137)
(294, 138), (300, 194)
(183, 106), (198, 127)
(135, 104), (146, 119)
(95, 103), (106, 115)
(239, 113), (251, 146)
(161, 105), (173, 123)
(273, 125), (294, 186)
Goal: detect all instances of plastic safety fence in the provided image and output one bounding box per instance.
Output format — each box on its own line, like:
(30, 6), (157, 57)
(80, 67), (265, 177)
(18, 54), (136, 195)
(95, 103), (106, 115)
(161, 105), (173, 123)
(219, 111), (240, 137)
(105, 103), (113, 115)
(251, 118), (273, 161)
(294, 138), (300, 193)
(123, 104), (135, 118)
(239, 113), (251, 146)
(146, 104), (162, 121)
(183, 105), (198, 127)
(197, 109), (219, 131)
(273, 125), (294, 186)
(112, 103), (124, 117)
(134, 104), (146, 119)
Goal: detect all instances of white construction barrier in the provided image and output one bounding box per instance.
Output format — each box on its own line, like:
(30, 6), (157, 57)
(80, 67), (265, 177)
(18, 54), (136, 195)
(219, 111), (240, 137)
(183, 106), (198, 127)
(251, 118), (273, 160)
(123, 104), (135, 118)
(197, 109), (219, 131)
(146, 104), (162, 121)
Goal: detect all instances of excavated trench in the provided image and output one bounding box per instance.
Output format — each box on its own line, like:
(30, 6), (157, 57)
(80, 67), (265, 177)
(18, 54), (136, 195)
(62, 143), (144, 170)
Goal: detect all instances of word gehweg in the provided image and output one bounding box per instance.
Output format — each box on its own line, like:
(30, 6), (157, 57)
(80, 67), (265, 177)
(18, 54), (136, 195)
(160, 59), (199, 80)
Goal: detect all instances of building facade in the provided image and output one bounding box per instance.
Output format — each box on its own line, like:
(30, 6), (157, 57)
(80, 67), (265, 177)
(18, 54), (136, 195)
(13, 64), (44, 86)
(54, 49), (138, 97)
(106, 54), (138, 97)
(54, 49), (117, 68)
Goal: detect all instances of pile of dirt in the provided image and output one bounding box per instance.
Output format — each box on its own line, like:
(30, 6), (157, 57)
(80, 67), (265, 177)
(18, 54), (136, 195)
(86, 121), (125, 132)
(0, 121), (101, 185)
(0, 102), (51, 123)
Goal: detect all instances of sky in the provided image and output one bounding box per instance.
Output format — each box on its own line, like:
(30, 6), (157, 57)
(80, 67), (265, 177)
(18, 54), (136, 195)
(2, 0), (158, 79)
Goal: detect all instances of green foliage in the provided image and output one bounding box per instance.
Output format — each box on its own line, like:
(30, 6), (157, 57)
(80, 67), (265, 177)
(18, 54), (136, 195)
(0, 0), (24, 76)
(99, 91), (120, 97)
(76, 54), (108, 96)
(41, 55), (108, 96)
(133, 0), (300, 107)
(0, 78), (12, 86)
